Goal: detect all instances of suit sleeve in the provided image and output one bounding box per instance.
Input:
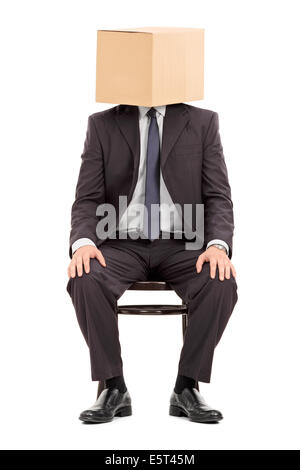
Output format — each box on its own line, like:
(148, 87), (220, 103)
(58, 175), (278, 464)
(202, 112), (234, 258)
(69, 115), (105, 258)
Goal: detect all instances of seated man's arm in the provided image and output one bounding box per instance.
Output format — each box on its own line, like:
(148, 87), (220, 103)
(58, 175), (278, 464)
(196, 112), (236, 280)
(68, 115), (106, 278)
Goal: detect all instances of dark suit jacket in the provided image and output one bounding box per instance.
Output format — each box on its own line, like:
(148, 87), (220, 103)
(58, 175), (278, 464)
(69, 103), (234, 258)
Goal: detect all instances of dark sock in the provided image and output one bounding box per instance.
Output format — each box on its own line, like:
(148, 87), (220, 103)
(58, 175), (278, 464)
(106, 375), (127, 393)
(174, 374), (196, 394)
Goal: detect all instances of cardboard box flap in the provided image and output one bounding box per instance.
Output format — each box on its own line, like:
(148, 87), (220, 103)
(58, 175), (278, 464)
(99, 27), (202, 34)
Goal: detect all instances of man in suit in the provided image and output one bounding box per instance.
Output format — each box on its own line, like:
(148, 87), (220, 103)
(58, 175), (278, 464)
(67, 103), (238, 424)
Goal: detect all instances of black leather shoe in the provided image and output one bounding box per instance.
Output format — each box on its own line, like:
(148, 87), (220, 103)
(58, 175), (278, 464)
(169, 387), (223, 423)
(79, 388), (132, 423)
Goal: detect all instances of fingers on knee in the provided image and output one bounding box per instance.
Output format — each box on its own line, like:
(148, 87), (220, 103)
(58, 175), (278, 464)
(67, 258), (104, 285)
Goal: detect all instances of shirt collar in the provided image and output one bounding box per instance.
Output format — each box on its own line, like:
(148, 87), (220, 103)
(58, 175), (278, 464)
(138, 105), (166, 119)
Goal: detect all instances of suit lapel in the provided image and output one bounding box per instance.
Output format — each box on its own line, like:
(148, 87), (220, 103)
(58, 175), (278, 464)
(114, 104), (140, 171)
(161, 103), (190, 168)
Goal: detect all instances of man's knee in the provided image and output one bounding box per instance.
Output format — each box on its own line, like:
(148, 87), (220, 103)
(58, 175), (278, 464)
(214, 275), (238, 299)
(188, 263), (238, 301)
(66, 259), (104, 297)
(201, 263), (237, 292)
(207, 269), (237, 296)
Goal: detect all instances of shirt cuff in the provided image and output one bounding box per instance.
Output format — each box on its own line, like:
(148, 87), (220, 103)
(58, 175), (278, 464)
(72, 238), (96, 255)
(206, 239), (229, 256)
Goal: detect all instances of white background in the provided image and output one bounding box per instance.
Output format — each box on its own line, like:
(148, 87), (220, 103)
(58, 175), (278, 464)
(0, 0), (299, 450)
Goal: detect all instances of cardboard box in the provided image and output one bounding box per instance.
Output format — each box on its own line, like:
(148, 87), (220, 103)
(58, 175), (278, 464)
(96, 27), (204, 106)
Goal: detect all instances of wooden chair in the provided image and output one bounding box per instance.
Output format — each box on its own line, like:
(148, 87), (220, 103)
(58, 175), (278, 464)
(97, 280), (199, 397)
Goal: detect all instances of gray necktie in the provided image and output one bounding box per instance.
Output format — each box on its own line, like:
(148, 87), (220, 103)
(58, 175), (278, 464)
(144, 107), (160, 240)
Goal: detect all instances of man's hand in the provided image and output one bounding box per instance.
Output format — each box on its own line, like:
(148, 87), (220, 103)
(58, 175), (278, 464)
(68, 245), (106, 278)
(196, 246), (236, 281)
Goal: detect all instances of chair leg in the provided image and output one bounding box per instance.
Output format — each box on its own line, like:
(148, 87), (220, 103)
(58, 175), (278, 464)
(182, 313), (188, 338)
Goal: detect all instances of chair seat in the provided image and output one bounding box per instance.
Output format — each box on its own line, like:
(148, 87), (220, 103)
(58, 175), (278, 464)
(128, 281), (172, 291)
(117, 304), (187, 315)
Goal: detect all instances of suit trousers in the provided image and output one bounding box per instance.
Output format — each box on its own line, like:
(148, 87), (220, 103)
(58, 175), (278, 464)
(66, 238), (238, 383)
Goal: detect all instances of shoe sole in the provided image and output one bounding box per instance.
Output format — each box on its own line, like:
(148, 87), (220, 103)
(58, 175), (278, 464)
(169, 404), (222, 423)
(79, 405), (132, 423)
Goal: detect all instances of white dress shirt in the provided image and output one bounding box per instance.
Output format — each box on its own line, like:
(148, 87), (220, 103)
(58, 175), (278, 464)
(72, 105), (229, 255)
